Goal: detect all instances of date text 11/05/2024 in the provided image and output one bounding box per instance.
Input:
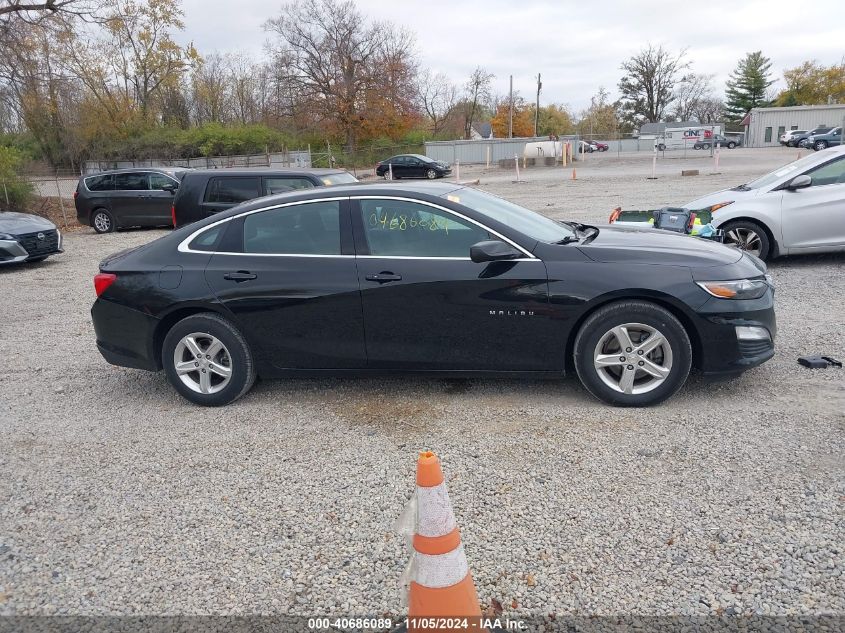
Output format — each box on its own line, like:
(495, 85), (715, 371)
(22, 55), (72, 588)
(306, 617), (528, 630)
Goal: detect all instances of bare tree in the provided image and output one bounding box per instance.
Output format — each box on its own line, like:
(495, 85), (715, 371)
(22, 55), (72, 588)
(462, 66), (493, 139)
(691, 96), (724, 124)
(618, 44), (689, 124)
(418, 69), (457, 136)
(672, 73), (715, 121)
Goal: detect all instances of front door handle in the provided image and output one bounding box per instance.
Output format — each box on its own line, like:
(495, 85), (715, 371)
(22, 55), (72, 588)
(223, 271), (257, 281)
(365, 272), (402, 283)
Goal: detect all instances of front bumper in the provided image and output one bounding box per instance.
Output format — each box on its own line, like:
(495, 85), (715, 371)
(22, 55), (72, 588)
(693, 294), (776, 375)
(0, 230), (63, 265)
(92, 298), (161, 371)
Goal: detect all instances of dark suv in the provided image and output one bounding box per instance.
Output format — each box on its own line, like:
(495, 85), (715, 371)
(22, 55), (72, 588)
(172, 168), (358, 227)
(75, 168), (187, 233)
(792, 127), (833, 148)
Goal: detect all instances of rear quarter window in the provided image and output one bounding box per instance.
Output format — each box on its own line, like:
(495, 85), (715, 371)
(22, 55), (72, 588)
(188, 224), (225, 252)
(85, 174), (114, 191)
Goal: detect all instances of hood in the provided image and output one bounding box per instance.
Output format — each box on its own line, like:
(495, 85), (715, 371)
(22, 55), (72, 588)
(576, 225), (743, 267)
(0, 211), (56, 235)
(684, 186), (759, 210)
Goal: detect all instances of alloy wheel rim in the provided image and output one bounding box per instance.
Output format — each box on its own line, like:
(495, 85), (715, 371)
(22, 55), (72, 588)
(173, 332), (233, 395)
(95, 213), (110, 232)
(593, 323), (673, 395)
(427, 169), (436, 179)
(725, 228), (762, 256)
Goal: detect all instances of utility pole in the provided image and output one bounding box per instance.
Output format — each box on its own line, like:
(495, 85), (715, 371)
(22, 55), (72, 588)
(534, 73), (542, 137)
(508, 75), (513, 139)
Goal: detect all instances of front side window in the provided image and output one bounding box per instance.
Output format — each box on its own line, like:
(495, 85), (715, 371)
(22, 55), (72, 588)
(359, 199), (490, 258)
(243, 200), (341, 255)
(149, 173), (177, 190)
(114, 172), (149, 191)
(264, 177), (315, 195)
(764, 127), (772, 143)
(85, 174), (114, 191)
(205, 177), (261, 204)
(805, 157), (845, 187)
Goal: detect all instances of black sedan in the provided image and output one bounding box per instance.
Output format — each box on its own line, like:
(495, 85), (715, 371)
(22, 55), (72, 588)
(91, 182), (775, 407)
(376, 154), (451, 179)
(0, 211), (63, 265)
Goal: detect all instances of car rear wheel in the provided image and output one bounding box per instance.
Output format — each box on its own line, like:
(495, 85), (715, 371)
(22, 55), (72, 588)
(658, 144), (666, 151)
(727, 142), (737, 149)
(92, 209), (115, 234)
(162, 313), (256, 406)
(721, 220), (770, 260)
(814, 141), (828, 151)
(426, 168), (437, 179)
(573, 301), (692, 407)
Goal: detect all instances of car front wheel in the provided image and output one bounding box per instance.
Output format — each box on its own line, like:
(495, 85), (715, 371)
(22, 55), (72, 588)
(814, 141), (828, 151)
(426, 168), (437, 179)
(574, 301), (692, 407)
(727, 142), (737, 149)
(162, 313), (256, 406)
(92, 209), (115, 233)
(721, 220), (770, 260)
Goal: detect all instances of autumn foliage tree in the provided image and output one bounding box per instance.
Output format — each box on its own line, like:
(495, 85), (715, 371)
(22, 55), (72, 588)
(776, 60), (845, 106)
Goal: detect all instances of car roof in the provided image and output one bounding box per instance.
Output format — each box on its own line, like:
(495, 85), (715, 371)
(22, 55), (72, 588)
(182, 167), (349, 177)
(84, 168), (187, 177)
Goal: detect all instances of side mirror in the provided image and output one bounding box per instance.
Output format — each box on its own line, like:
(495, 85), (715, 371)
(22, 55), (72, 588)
(470, 240), (522, 263)
(786, 174), (812, 190)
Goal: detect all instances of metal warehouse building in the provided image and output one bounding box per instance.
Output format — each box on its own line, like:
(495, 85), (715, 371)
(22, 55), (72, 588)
(746, 104), (845, 147)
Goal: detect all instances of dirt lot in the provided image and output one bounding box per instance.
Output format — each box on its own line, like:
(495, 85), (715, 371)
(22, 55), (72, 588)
(1, 147), (843, 619)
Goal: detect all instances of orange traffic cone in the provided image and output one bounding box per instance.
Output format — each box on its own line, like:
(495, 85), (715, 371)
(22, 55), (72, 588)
(571, 167), (577, 180)
(402, 451), (481, 631)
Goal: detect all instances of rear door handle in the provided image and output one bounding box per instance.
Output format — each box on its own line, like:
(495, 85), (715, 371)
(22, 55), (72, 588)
(365, 272), (402, 283)
(223, 271), (257, 281)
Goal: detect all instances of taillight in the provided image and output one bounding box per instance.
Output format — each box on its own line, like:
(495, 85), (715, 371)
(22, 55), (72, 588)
(94, 273), (117, 297)
(73, 190), (79, 200)
(171, 204), (176, 227)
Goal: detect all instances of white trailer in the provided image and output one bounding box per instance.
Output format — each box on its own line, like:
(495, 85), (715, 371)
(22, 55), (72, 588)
(656, 125), (722, 150)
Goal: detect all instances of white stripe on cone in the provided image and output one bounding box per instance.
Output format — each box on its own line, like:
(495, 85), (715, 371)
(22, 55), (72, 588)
(415, 482), (457, 538)
(413, 545), (470, 589)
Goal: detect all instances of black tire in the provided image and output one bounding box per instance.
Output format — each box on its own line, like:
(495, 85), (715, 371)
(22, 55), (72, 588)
(727, 142), (736, 149)
(91, 208), (115, 234)
(720, 219), (771, 260)
(694, 144), (701, 150)
(658, 144), (666, 151)
(573, 301), (692, 407)
(426, 168), (437, 179)
(162, 312), (256, 406)
(814, 141), (828, 151)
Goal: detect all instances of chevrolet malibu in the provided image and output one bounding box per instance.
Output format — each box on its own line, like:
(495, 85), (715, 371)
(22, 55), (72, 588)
(91, 183), (776, 407)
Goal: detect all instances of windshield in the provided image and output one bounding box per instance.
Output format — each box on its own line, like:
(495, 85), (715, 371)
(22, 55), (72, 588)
(320, 172), (358, 186)
(442, 187), (574, 242)
(742, 152), (827, 190)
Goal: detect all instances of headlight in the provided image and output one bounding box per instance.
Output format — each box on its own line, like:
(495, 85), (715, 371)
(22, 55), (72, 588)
(706, 201), (734, 213)
(697, 279), (770, 300)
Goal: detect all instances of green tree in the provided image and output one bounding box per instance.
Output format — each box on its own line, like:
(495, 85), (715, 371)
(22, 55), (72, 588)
(0, 145), (34, 211)
(724, 51), (774, 121)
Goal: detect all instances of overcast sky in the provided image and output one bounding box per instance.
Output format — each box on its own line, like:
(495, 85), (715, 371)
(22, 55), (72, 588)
(178, 0), (845, 112)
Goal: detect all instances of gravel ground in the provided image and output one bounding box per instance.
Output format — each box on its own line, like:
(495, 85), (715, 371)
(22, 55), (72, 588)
(1, 147), (843, 620)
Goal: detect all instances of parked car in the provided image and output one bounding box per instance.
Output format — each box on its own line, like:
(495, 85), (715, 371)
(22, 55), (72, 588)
(172, 168), (358, 228)
(780, 130), (806, 146)
(694, 134), (740, 150)
(91, 182), (775, 408)
(75, 168), (188, 234)
(578, 140), (597, 153)
(0, 211), (63, 265)
(593, 142), (609, 152)
(807, 127), (842, 151)
(375, 154), (451, 179)
(792, 127), (833, 148)
(683, 145), (845, 260)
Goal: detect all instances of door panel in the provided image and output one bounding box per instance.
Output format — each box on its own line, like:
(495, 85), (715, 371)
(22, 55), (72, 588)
(781, 157), (845, 250)
(204, 200), (366, 369)
(353, 198), (555, 371)
(111, 172), (150, 226)
(145, 173), (178, 225)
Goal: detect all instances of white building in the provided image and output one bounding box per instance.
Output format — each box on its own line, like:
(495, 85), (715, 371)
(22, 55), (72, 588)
(746, 104), (845, 147)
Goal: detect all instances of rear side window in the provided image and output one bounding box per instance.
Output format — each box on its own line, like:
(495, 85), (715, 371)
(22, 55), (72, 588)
(205, 177), (261, 204)
(150, 173), (177, 190)
(264, 177), (315, 195)
(243, 201), (341, 255)
(320, 172), (358, 185)
(85, 174), (114, 191)
(188, 224), (225, 252)
(114, 172), (149, 191)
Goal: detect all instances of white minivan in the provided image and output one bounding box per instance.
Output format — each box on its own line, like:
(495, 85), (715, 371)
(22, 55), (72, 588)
(684, 146), (845, 260)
